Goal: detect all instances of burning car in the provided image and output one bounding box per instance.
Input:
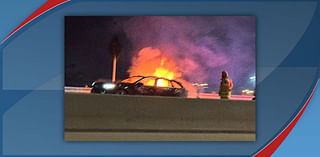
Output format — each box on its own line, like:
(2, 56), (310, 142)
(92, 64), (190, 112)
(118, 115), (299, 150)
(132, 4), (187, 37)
(91, 76), (187, 97)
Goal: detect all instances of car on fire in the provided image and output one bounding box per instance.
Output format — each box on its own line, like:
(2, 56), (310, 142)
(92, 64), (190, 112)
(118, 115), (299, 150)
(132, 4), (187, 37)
(91, 76), (187, 97)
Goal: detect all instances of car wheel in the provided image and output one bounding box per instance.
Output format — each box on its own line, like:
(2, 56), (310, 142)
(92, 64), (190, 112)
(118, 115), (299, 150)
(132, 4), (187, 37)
(115, 89), (127, 95)
(91, 88), (97, 93)
(100, 90), (106, 94)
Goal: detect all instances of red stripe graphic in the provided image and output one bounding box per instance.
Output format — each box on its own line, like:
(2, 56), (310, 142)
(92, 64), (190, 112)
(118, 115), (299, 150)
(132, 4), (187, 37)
(254, 79), (319, 157)
(1, 0), (70, 44)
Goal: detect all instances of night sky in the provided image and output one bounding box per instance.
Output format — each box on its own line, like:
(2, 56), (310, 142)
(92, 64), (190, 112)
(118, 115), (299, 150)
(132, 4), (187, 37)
(65, 16), (256, 94)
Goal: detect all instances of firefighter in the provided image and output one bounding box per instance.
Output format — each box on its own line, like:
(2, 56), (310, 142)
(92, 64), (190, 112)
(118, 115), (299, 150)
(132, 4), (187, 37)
(219, 71), (233, 99)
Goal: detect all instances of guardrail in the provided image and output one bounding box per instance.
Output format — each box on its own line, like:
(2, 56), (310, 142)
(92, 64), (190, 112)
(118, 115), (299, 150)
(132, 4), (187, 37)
(64, 86), (92, 93)
(64, 86), (254, 100)
(64, 93), (256, 141)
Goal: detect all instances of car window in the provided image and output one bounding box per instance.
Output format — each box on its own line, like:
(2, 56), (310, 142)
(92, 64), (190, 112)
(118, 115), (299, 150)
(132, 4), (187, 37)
(139, 78), (156, 86)
(121, 76), (143, 83)
(171, 81), (182, 88)
(156, 79), (170, 87)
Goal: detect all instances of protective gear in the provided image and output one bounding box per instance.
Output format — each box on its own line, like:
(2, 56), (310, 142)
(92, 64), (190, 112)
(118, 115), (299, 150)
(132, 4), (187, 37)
(219, 71), (233, 99)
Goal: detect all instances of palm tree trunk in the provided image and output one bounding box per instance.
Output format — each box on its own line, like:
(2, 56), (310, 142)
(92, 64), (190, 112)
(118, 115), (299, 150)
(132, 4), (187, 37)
(112, 56), (117, 82)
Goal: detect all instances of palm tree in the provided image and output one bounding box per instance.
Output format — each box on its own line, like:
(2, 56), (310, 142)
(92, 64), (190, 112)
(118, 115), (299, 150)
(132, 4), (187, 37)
(108, 36), (122, 82)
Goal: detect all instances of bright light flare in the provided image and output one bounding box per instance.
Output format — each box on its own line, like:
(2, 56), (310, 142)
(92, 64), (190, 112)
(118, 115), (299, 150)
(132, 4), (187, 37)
(192, 83), (208, 87)
(250, 76), (256, 81)
(242, 89), (254, 95)
(103, 83), (115, 89)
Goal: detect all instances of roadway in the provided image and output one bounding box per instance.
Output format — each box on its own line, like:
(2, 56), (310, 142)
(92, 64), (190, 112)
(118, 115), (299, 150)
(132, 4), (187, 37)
(64, 86), (255, 100)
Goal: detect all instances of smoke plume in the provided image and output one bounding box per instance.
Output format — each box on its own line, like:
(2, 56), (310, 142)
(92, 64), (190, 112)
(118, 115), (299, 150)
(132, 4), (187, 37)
(122, 16), (256, 94)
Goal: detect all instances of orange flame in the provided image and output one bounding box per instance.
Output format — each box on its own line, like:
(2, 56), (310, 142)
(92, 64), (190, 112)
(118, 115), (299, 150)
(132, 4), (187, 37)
(128, 47), (195, 94)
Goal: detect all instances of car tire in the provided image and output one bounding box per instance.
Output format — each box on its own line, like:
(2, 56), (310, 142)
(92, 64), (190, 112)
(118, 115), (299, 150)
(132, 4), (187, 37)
(91, 88), (105, 94)
(115, 89), (127, 95)
(91, 88), (97, 93)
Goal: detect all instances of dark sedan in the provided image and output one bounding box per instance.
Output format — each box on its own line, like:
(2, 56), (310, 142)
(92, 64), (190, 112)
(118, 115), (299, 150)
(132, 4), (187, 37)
(114, 76), (187, 97)
(91, 76), (187, 97)
(90, 79), (115, 94)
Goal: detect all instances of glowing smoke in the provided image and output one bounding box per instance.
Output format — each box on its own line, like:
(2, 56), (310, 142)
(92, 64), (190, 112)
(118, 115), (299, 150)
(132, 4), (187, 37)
(123, 16), (256, 94)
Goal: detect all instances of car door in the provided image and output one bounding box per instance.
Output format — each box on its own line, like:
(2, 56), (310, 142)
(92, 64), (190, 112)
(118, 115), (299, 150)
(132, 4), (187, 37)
(136, 77), (156, 95)
(170, 80), (186, 96)
(155, 78), (172, 96)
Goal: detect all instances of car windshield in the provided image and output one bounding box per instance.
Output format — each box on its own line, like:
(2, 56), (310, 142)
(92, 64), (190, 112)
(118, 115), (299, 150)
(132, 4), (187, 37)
(120, 76), (143, 83)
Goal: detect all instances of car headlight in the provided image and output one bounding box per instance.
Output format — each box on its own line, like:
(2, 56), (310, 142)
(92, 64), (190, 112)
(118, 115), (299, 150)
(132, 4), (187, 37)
(103, 83), (115, 90)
